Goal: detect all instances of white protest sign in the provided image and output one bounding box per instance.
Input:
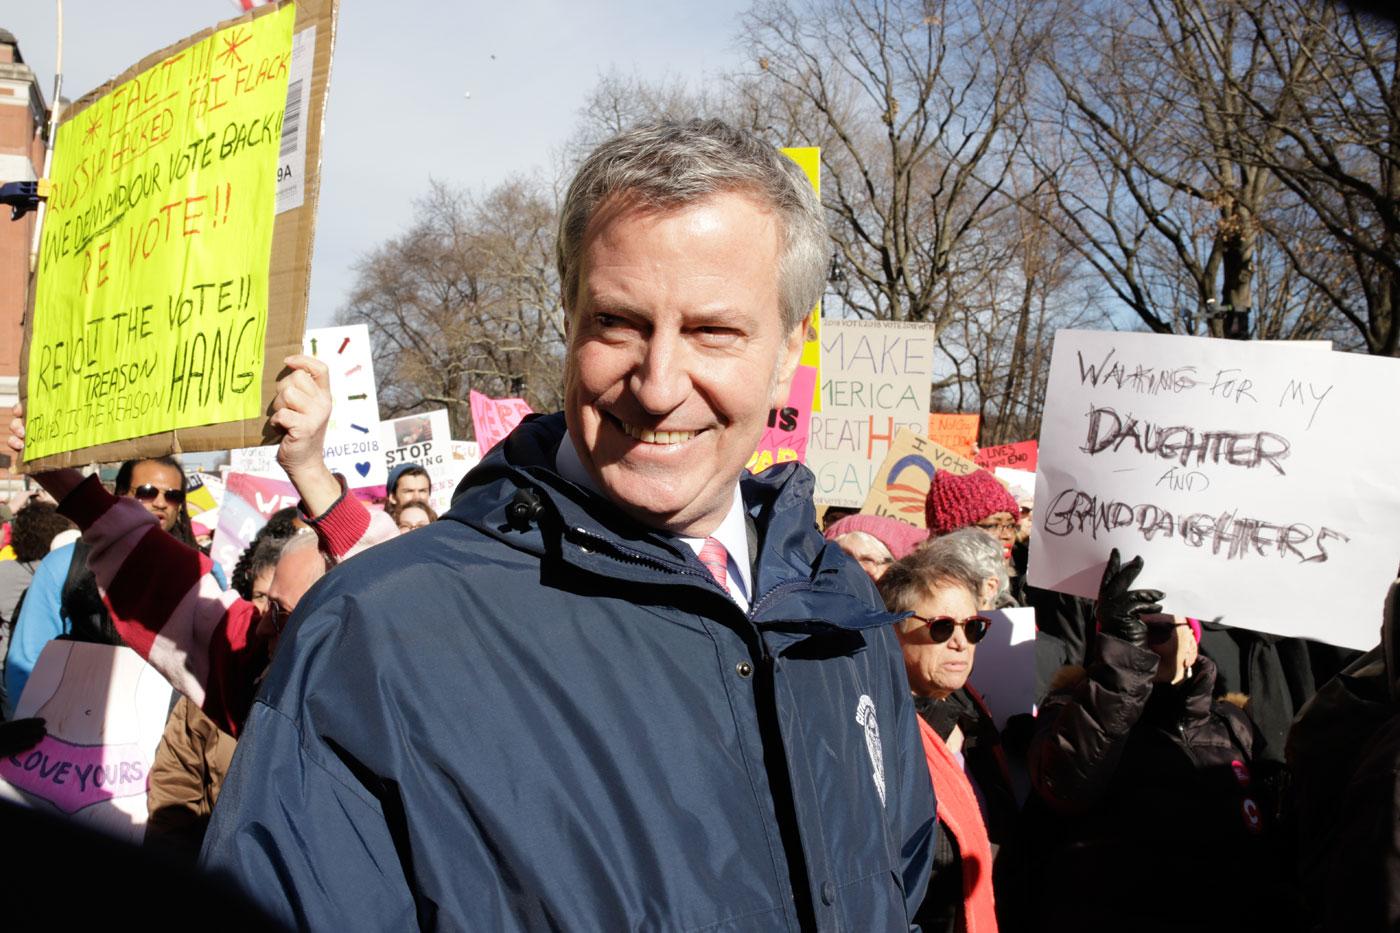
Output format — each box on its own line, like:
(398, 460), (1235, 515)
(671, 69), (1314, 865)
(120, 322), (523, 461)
(444, 441), (481, 509)
(1028, 330), (1400, 651)
(967, 607), (1037, 730)
(305, 324), (385, 486)
(994, 467), (1036, 504)
(807, 320), (936, 506)
(227, 324), (385, 488)
(381, 410), (457, 514)
(229, 444), (282, 477)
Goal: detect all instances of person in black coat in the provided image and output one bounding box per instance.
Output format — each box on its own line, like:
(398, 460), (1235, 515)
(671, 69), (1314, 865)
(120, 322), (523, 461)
(1287, 578), (1400, 932)
(1021, 549), (1295, 933)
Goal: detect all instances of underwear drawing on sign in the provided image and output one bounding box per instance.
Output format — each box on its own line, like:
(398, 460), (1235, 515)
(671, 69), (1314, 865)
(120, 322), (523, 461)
(0, 735), (151, 815)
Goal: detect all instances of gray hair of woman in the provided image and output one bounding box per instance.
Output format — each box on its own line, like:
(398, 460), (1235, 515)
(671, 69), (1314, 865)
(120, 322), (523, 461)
(877, 549), (984, 625)
(917, 527), (1014, 610)
(556, 119), (828, 333)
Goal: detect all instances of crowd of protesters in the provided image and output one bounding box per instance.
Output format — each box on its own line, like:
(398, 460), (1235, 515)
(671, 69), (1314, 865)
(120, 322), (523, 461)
(0, 119), (1395, 932)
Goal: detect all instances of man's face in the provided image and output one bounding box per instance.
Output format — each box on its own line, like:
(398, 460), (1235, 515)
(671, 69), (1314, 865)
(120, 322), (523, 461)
(254, 542), (329, 656)
(125, 461), (183, 533)
(563, 191), (805, 536)
(390, 474), (431, 508)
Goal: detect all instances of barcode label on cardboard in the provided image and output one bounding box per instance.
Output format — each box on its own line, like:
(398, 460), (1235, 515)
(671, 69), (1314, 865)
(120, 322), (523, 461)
(275, 26), (315, 214)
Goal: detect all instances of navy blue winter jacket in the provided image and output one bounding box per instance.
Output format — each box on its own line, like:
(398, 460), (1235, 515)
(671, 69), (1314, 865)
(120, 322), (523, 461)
(201, 414), (936, 931)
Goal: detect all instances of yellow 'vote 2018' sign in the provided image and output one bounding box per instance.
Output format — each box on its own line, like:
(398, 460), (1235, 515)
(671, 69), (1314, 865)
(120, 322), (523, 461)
(780, 146), (821, 413)
(25, 5), (295, 460)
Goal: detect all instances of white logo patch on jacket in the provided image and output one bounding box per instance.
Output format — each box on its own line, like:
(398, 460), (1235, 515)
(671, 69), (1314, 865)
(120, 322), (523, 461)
(855, 694), (886, 807)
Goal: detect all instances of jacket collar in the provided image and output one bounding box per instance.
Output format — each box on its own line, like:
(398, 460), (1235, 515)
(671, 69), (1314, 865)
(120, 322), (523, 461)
(1145, 654), (1220, 725)
(445, 413), (897, 633)
(554, 428), (754, 602)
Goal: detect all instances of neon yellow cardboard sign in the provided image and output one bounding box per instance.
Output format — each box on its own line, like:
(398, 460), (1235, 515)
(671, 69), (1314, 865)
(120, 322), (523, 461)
(780, 146), (822, 413)
(25, 5), (295, 460)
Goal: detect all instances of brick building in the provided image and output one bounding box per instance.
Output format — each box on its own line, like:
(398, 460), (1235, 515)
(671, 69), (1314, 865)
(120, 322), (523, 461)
(0, 29), (48, 492)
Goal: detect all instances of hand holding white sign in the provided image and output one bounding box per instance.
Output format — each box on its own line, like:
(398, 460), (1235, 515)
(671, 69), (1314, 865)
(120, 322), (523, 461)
(269, 354), (339, 518)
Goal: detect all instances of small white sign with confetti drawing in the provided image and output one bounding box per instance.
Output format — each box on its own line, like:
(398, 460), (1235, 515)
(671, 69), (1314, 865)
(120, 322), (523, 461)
(302, 324), (386, 487)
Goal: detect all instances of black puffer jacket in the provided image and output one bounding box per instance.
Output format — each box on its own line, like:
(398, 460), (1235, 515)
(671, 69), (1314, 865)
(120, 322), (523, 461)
(1287, 579), (1400, 932)
(1019, 634), (1293, 933)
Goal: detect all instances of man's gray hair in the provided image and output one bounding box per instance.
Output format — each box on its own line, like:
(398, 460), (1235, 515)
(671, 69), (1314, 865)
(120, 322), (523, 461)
(557, 119), (828, 332)
(920, 528), (1013, 609)
(281, 527), (335, 573)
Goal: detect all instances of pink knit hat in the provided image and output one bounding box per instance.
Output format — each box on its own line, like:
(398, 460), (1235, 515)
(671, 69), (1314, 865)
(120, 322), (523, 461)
(824, 513), (930, 560)
(924, 469), (1020, 536)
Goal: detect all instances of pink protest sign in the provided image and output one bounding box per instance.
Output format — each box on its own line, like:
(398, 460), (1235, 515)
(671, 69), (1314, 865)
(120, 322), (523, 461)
(0, 736), (150, 815)
(470, 390), (534, 454)
(974, 440), (1038, 472)
(747, 365), (818, 475)
(209, 471), (301, 580)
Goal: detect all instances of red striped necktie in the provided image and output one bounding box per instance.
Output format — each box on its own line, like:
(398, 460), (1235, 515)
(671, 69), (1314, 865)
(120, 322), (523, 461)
(698, 537), (729, 589)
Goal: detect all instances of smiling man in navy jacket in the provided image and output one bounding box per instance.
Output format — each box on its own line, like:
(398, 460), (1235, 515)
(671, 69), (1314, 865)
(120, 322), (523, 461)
(202, 119), (936, 932)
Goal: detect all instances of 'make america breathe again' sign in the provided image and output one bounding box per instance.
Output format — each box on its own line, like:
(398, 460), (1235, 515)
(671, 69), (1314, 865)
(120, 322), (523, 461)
(807, 320), (936, 507)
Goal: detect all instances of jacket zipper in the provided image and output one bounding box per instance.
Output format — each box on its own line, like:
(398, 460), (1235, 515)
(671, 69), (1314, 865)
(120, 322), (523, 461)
(566, 527), (813, 617)
(748, 579), (806, 620)
(1176, 717), (1199, 766)
(569, 525), (836, 925)
(564, 525), (726, 593)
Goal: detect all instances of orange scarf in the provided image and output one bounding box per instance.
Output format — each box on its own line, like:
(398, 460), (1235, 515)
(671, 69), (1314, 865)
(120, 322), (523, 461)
(917, 715), (999, 933)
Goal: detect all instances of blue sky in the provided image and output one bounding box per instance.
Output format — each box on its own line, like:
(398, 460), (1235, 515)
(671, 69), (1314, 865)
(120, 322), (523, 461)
(6, 0), (750, 326)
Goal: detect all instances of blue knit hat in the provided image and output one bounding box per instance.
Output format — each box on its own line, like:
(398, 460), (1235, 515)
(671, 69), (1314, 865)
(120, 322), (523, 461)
(386, 462), (425, 495)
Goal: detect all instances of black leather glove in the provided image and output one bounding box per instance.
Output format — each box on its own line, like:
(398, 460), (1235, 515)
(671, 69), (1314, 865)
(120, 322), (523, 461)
(1094, 548), (1164, 648)
(0, 718), (46, 759)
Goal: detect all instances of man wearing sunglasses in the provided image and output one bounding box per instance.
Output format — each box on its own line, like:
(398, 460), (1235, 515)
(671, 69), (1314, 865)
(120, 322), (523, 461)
(121, 461), (188, 535)
(2, 452), (215, 715)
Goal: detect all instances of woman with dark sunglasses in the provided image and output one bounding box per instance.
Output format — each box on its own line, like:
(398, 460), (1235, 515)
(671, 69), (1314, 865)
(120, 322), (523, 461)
(878, 554), (1017, 933)
(1018, 548), (1291, 933)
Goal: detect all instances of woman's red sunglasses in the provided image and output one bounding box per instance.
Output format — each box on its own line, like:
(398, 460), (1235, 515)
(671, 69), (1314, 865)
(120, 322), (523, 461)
(906, 614), (993, 644)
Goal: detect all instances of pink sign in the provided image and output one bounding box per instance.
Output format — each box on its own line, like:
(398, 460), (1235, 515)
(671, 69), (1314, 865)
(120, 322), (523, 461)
(974, 440), (1038, 472)
(0, 735), (150, 815)
(470, 390), (534, 454)
(747, 365), (818, 474)
(209, 471), (300, 580)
